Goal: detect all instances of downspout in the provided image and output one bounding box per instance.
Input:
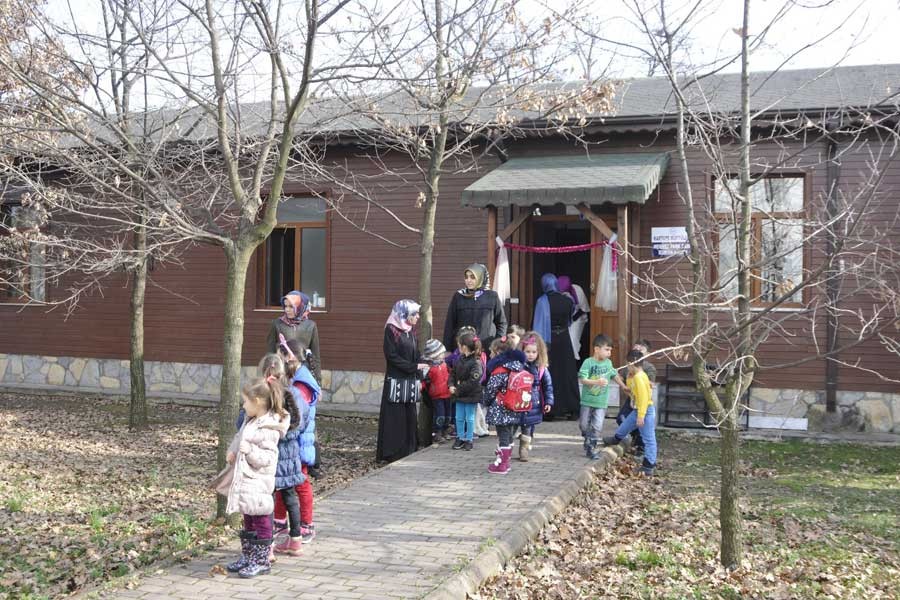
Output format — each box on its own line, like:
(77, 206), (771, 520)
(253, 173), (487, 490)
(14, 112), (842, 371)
(824, 134), (841, 413)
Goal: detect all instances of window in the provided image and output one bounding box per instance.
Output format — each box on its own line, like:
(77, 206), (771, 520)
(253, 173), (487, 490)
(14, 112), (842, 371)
(713, 175), (805, 305)
(257, 196), (329, 309)
(1, 202), (46, 303)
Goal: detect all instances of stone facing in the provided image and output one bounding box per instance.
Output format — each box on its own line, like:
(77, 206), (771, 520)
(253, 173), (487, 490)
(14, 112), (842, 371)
(1, 353), (896, 430)
(0, 353), (384, 411)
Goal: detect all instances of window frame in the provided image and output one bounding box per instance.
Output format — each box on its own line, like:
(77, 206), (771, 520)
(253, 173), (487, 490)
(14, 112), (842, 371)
(0, 201), (48, 305)
(255, 200), (331, 312)
(709, 171), (811, 308)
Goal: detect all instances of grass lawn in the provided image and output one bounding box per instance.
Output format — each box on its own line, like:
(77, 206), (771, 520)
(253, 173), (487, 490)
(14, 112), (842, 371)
(479, 431), (900, 599)
(0, 393), (378, 599)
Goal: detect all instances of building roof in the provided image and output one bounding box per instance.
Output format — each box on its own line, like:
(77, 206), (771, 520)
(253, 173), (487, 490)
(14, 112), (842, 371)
(460, 153), (670, 208)
(65, 63), (900, 148)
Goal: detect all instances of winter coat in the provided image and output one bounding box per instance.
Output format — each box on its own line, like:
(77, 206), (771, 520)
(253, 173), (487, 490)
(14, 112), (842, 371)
(226, 410), (289, 516)
(423, 361), (452, 401)
(383, 326), (420, 379)
(275, 388), (310, 490)
(442, 290), (507, 351)
(446, 349), (488, 384)
(451, 353), (484, 404)
(292, 363), (321, 466)
(267, 318), (322, 382)
(519, 362), (555, 428)
(483, 349), (529, 426)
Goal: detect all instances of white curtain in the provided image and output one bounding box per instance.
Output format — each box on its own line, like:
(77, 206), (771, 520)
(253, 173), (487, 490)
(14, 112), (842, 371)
(493, 236), (511, 303)
(595, 233), (617, 311)
(568, 283), (590, 358)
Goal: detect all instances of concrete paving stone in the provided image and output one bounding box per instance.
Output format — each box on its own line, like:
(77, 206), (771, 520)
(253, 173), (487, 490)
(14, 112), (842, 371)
(105, 421), (612, 600)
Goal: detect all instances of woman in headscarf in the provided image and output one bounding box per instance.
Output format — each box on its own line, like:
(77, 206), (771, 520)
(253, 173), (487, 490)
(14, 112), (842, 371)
(376, 299), (426, 463)
(557, 275), (590, 359)
(266, 290), (321, 382)
(533, 273), (580, 419)
(443, 263), (507, 437)
(442, 263), (507, 351)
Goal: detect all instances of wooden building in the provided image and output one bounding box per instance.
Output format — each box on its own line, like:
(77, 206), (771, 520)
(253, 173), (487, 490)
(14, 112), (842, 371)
(2, 64), (899, 432)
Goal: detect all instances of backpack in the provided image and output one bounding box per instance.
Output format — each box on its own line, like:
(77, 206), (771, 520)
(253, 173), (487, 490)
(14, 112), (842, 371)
(491, 366), (535, 412)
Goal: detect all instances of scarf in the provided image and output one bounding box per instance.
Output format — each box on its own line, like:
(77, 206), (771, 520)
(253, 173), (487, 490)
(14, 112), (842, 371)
(280, 291), (310, 327)
(532, 273), (559, 341)
(385, 299), (421, 333)
(457, 263), (490, 299)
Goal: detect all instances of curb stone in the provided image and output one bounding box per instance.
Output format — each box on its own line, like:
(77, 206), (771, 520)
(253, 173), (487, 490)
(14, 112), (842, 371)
(422, 443), (628, 600)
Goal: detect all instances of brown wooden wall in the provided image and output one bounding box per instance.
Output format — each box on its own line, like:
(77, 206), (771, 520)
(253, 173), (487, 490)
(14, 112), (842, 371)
(1, 133), (897, 392)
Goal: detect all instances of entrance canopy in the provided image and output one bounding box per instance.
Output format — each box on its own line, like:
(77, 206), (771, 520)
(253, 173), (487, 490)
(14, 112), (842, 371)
(461, 153), (669, 208)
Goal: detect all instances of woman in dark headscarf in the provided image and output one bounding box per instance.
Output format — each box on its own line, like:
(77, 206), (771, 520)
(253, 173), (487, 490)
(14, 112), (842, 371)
(266, 290), (321, 382)
(533, 274), (580, 419)
(376, 299), (426, 463)
(442, 263), (507, 350)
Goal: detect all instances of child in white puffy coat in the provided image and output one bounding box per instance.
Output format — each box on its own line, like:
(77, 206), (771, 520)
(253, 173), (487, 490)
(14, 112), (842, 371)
(224, 377), (289, 578)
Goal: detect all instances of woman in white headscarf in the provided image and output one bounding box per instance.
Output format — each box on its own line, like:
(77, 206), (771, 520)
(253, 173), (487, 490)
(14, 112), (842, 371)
(376, 300), (427, 463)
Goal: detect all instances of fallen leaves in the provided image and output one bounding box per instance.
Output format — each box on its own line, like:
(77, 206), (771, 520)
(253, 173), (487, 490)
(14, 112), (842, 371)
(0, 393), (378, 598)
(479, 435), (900, 599)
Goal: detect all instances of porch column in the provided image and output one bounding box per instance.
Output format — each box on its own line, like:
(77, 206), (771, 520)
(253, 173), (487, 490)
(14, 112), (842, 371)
(617, 205), (630, 364)
(487, 206), (498, 279)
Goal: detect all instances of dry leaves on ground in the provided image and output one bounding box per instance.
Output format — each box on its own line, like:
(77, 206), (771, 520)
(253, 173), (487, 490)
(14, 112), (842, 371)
(479, 436), (900, 600)
(0, 393), (378, 599)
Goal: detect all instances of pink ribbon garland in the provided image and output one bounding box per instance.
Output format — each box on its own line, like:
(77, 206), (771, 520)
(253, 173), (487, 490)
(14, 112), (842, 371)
(500, 240), (618, 270)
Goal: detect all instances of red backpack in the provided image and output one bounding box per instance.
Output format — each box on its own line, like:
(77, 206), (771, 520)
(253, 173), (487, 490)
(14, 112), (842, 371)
(491, 367), (535, 412)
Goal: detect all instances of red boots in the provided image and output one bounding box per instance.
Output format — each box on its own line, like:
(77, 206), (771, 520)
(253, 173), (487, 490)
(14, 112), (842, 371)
(487, 445), (513, 475)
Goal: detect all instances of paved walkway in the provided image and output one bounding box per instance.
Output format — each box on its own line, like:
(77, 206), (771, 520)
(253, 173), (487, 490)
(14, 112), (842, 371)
(108, 420), (614, 600)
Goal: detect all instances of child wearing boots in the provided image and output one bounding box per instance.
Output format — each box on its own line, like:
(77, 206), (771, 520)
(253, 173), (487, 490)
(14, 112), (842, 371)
(422, 339), (453, 443)
(449, 332), (484, 450)
(578, 334), (624, 459)
(224, 377), (289, 578)
(483, 336), (529, 474)
(515, 331), (554, 462)
(604, 349), (658, 475)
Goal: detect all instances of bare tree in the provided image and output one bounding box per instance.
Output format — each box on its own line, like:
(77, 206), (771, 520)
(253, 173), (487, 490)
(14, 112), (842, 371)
(330, 0), (615, 441)
(569, 0), (900, 567)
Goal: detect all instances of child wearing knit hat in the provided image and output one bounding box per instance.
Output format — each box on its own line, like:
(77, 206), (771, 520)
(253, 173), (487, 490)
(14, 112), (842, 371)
(422, 339), (453, 443)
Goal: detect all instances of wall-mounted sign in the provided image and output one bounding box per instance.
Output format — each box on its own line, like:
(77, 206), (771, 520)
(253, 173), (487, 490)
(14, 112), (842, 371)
(651, 226), (690, 257)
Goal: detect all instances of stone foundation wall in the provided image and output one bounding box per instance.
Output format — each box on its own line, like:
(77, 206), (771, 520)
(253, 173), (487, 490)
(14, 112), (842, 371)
(2, 353), (897, 429)
(749, 387), (900, 433)
(0, 353), (382, 412)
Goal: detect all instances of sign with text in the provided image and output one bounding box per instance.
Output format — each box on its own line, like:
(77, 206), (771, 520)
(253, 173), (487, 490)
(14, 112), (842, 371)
(651, 226), (690, 257)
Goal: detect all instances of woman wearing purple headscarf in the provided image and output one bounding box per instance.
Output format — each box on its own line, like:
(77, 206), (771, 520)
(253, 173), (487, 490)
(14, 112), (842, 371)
(533, 274), (580, 419)
(267, 290), (321, 382)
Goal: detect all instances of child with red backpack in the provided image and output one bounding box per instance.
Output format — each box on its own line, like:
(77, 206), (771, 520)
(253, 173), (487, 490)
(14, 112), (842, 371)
(484, 336), (533, 474)
(514, 332), (554, 462)
(422, 339), (452, 443)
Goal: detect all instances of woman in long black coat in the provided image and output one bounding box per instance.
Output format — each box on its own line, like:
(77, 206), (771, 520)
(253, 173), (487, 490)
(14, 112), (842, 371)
(443, 263), (507, 350)
(533, 273), (579, 419)
(376, 299), (426, 463)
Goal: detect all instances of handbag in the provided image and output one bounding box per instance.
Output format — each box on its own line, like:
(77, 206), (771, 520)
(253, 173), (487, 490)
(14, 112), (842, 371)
(386, 376), (421, 403)
(209, 462), (235, 496)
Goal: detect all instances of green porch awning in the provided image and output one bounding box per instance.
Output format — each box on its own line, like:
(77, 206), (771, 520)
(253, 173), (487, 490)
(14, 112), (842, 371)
(461, 153), (670, 207)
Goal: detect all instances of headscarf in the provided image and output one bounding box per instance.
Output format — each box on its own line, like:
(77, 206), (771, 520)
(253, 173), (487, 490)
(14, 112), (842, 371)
(280, 290), (310, 326)
(533, 273), (559, 341)
(556, 275), (577, 304)
(458, 263), (490, 299)
(386, 299), (421, 333)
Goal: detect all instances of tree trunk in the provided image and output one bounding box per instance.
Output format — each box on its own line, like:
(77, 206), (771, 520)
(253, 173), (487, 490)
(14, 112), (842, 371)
(417, 181), (439, 446)
(719, 408), (742, 568)
(128, 226), (149, 431)
(216, 244), (253, 517)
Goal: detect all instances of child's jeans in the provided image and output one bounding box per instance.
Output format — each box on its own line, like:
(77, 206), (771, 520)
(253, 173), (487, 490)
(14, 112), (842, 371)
(579, 406), (606, 440)
(615, 404), (657, 465)
(243, 513), (273, 540)
(496, 424), (516, 446)
(455, 403), (477, 441)
(433, 399), (452, 433)
(616, 398), (644, 449)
